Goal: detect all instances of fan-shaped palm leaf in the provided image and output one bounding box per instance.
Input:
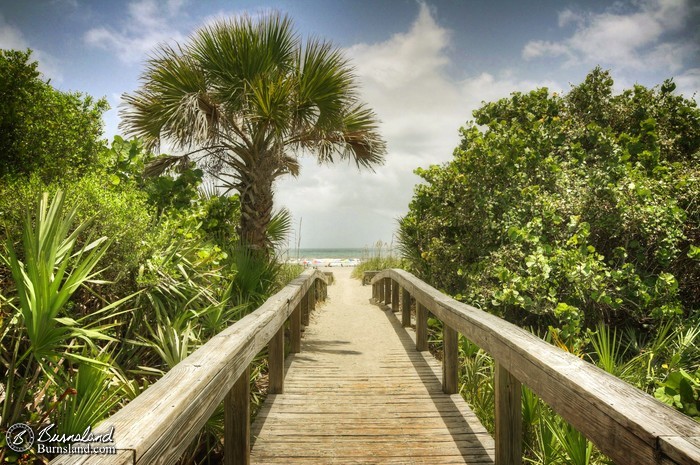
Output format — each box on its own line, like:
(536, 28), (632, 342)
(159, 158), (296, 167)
(121, 12), (386, 251)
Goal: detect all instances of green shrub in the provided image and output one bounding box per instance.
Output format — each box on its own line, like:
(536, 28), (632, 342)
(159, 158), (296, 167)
(0, 49), (108, 181)
(399, 68), (700, 331)
(0, 172), (153, 295)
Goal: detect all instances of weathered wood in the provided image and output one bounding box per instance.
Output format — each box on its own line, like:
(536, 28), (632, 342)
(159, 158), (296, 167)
(301, 290), (310, 326)
(322, 276), (330, 299)
(384, 277), (392, 305)
(378, 281), (384, 303)
(416, 302), (428, 351)
(51, 269), (327, 465)
(495, 363), (521, 465)
(250, 275), (494, 464)
(391, 280), (400, 312)
(309, 283), (316, 312)
(290, 303), (301, 354)
(442, 323), (458, 394)
(268, 326), (284, 394)
(225, 365), (251, 465)
(363, 270), (379, 285)
(49, 451), (133, 465)
(659, 436), (700, 465)
(371, 269), (700, 465)
(401, 288), (411, 327)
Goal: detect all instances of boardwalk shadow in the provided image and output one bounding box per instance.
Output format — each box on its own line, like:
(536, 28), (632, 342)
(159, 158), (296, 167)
(377, 305), (495, 462)
(299, 339), (363, 355)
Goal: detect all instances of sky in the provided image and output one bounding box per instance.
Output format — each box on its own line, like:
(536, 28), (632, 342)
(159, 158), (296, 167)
(1, 0), (698, 248)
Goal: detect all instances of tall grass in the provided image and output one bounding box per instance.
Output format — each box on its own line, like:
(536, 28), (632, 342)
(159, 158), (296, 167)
(351, 240), (402, 279)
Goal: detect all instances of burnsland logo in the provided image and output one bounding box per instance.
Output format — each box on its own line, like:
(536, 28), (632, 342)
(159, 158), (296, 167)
(6, 423), (34, 453)
(5, 423), (115, 454)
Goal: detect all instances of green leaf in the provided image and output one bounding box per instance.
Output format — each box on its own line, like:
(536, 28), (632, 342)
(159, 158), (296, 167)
(689, 245), (700, 260)
(55, 317), (78, 326)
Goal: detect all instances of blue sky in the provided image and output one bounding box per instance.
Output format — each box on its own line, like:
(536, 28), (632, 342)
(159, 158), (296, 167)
(1, 0), (698, 248)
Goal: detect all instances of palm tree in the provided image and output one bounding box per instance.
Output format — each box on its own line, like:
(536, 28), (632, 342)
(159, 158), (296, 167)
(120, 13), (386, 252)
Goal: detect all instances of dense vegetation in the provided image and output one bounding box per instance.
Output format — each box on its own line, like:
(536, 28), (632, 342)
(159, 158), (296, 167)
(1, 13), (385, 462)
(0, 50), (108, 181)
(399, 69), (700, 462)
(0, 47), (300, 463)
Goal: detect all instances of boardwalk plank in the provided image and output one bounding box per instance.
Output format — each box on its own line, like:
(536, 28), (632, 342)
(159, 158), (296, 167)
(250, 269), (494, 465)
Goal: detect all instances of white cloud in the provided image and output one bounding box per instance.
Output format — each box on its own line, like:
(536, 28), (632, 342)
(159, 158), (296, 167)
(523, 0), (698, 72)
(674, 67), (700, 99)
(0, 14), (63, 82)
(275, 3), (558, 248)
(522, 40), (570, 60)
(558, 9), (584, 28)
(0, 14), (27, 50)
(84, 0), (188, 63)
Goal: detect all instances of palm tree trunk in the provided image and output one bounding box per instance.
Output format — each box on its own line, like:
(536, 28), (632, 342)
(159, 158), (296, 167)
(238, 171), (275, 253)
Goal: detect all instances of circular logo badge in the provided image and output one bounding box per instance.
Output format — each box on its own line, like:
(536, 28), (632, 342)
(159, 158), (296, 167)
(6, 423), (34, 453)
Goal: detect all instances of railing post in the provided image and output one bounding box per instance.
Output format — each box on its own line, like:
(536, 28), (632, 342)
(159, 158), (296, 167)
(416, 302), (428, 351)
(268, 326), (284, 394)
(302, 290), (310, 326)
(378, 280), (384, 303)
(495, 363), (522, 465)
(442, 324), (458, 394)
(309, 280), (317, 310)
(384, 278), (392, 305)
(291, 302), (301, 353)
(401, 288), (411, 327)
(372, 282), (378, 301)
(391, 280), (400, 312)
(225, 365), (250, 465)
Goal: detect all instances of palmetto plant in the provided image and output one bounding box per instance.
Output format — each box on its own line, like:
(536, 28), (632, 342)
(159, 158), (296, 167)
(585, 323), (637, 381)
(55, 350), (120, 436)
(0, 191), (132, 432)
(3, 191), (114, 368)
(545, 416), (594, 465)
(121, 13), (386, 252)
(458, 336), (495, 433)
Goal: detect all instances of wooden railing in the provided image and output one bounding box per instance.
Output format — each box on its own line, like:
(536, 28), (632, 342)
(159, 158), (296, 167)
(51, 269), (329, 465)
(371, 269), (700, 465)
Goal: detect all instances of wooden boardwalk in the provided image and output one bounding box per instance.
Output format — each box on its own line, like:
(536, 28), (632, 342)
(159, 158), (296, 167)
(250, 268), (495, 464)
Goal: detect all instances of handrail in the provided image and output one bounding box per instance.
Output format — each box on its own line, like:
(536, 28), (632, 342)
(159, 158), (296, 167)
(51, 268), (328, 465)
(371, 269), (700, 465)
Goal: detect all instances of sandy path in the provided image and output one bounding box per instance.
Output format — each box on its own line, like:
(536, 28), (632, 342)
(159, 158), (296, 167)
(250, 267), (495, 464)
(302, 267), (398, 372)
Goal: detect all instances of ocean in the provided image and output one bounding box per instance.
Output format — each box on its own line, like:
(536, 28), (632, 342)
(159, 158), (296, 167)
(280, 248), (397, 260)
(281, 248), (365, 260)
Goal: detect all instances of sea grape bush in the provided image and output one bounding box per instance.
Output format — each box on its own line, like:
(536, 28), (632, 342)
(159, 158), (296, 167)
(399, 68), (700, 434)
(399, 70), (700, 459)
(0, 50), (108, 181)
(399, 68), (699, 335)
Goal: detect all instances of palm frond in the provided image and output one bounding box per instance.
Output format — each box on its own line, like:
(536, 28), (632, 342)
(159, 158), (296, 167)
(2, 191), (115, 370)
(54, 351), (120, 436)
(120, 12), (387, 252)
(267, 208), (293, 250)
